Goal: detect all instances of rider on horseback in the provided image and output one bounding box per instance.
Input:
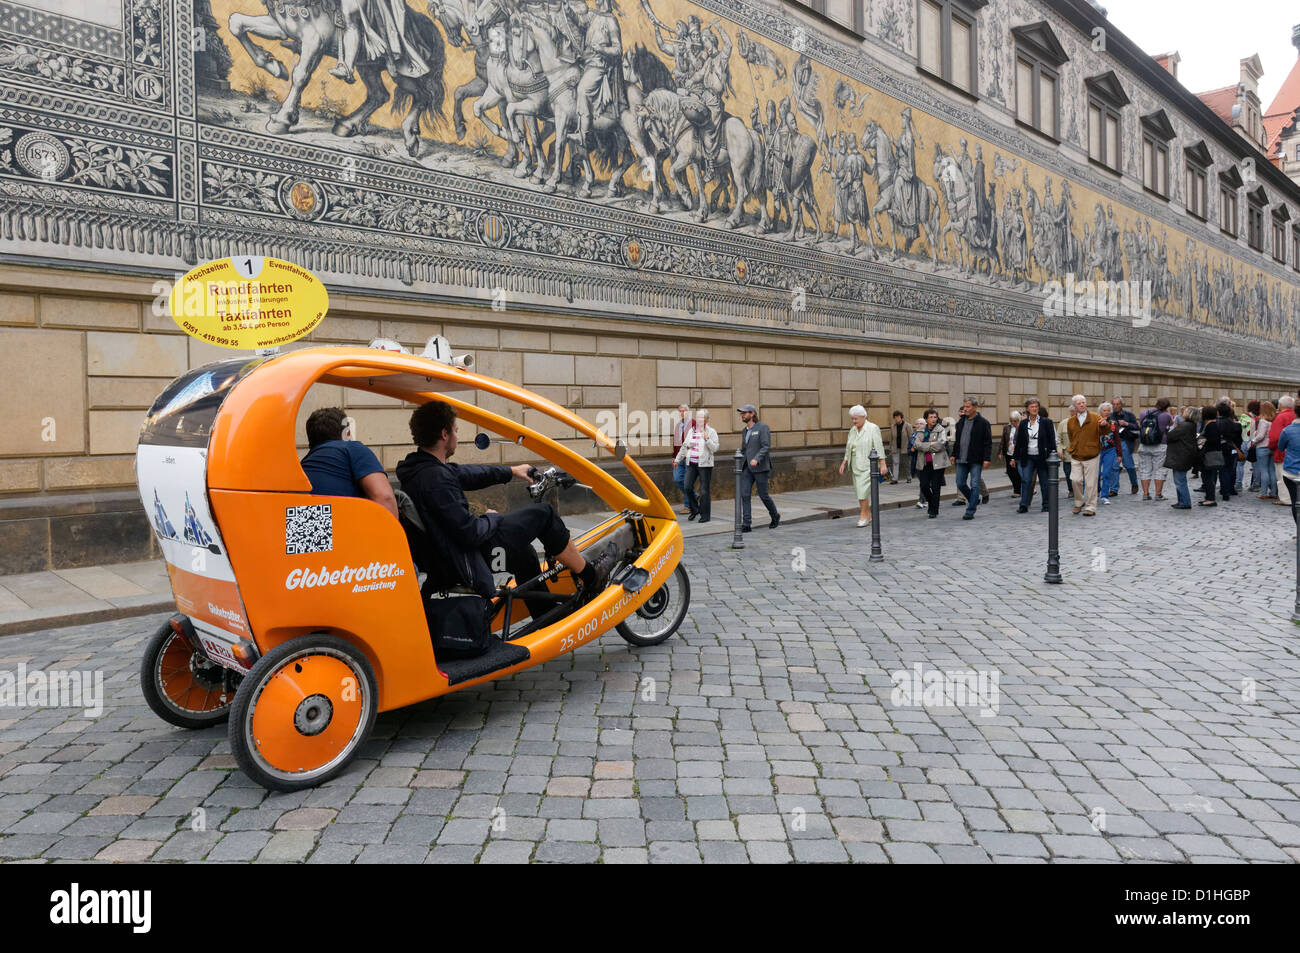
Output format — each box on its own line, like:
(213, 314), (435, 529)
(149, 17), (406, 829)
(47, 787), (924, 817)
(575, 0), (627, 146)
(329, 0), (433, 84)
(677, 20), (730, 182)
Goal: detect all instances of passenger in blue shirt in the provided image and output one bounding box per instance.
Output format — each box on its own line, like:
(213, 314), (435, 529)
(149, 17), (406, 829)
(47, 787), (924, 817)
(301, 407), (398, 519)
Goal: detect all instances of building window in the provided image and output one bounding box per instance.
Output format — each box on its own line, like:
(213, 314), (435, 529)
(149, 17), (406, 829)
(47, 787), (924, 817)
(1219, 167), (1242, 237)
(789, 0), (865, 36)
(1185, 163), (1207, 218)
(1292, 226), (1300, 271)
(1246, 199), (1264, 251)
(1140, 112), (1174, 199)
(1012, 23), (1067, 140)
(1085, 72), (1128, 173)
(1272, 207), (1290, 263)
(917, 0), (985, 94)
(1184, 141), (1211, 220)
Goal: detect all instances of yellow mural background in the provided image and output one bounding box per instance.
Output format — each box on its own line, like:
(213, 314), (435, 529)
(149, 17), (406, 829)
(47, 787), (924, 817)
(207, 0), (1297, 344)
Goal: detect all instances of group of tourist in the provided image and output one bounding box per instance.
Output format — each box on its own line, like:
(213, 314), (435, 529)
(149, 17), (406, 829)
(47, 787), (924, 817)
(669, 389), (1300, 531)
(860, 391), (1300, 521)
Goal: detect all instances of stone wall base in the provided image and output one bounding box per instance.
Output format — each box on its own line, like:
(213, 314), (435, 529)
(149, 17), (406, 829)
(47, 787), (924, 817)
(1, 449), (846, 572)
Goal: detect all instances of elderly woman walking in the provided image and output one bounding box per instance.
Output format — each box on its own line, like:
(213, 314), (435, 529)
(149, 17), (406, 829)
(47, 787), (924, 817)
(674, 409), (719, 523)
(840, 405), (889, 526)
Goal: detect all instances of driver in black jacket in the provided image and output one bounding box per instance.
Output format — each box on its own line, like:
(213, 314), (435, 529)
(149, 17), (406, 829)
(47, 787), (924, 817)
(396, 401), (616, 617)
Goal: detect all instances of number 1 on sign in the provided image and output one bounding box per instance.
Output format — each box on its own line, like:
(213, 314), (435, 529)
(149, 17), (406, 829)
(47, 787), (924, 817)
(233, 256), (264, 278)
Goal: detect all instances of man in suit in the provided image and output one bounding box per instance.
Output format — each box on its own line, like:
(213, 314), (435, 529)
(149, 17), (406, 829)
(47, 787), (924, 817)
(1013, 397), (1056, 513)
(951, 397), (992, 520)
(737, 404), (781, 531)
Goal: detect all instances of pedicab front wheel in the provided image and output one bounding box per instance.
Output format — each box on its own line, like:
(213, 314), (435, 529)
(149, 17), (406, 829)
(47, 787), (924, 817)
(616, 564), (690, 647)
(229, 634), (377, 793)
(140, 620), (237, 729)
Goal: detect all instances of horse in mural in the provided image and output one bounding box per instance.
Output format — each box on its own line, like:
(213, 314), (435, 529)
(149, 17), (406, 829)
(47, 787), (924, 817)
(228, 0), (446, 157)
(860, 120), (939, 265)
(638, 88), (767, 229)
(932, 144), (997, 276)
(428, 0), (515, 156)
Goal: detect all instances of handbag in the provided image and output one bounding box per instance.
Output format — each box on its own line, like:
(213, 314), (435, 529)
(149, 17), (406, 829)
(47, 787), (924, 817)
(1202, 450), (1225, 469)
(424, 590), (493, 659)
(1247, 445), (1257, 462)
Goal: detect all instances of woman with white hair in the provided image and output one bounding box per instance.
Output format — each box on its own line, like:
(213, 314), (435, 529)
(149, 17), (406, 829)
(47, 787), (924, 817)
(839, 405), (888, 526)
(674, 408), (719, 522)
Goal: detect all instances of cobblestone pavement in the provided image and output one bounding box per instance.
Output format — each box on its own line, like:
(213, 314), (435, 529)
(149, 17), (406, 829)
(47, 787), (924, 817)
(2, 490), (1299, 863)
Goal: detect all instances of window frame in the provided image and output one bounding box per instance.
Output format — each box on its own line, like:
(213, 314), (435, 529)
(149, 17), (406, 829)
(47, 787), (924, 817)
(1184, 142), (1211, 221)
(1245, 191), (1265, 252)
(1271, 205), (1290, 264)
(1219, 167), (1242, 238)
(1292, 225), (1300, 273)
(1014, 56), (1060, 140)
(791, 0), (866, 38)
(1084, 73), (1128, 175)
(916, 0), (984, 97)
(1139, 112), (1174, 200)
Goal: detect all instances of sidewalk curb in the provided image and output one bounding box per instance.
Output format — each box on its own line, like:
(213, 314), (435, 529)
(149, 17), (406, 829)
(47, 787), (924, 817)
(0, 600), (175, 638)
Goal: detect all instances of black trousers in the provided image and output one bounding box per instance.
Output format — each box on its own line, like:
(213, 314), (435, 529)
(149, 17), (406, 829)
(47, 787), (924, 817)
(685, 463), (713, 520)
(1006, 460), (1022, 494)
(919, 464), (944, 516)
(1286, 477), (1299, 527)
(1218, 457), (1237, 500)
(740, 468), (778, 527)
(483, 503), (571, 619)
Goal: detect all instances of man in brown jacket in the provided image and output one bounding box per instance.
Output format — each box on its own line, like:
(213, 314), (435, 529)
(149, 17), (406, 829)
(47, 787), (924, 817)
(1065, 394), (1109, 516)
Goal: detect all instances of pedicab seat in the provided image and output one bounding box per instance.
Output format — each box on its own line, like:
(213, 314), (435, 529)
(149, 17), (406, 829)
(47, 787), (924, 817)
(393, 490), (531, 683)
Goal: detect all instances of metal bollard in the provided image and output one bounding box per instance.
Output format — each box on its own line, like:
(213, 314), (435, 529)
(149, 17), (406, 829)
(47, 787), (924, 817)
(868, 448), (884, 562)
(1044, 452), (1062, 584)
(1293, 496), (1300, 623)
(731, 449), (745, 550)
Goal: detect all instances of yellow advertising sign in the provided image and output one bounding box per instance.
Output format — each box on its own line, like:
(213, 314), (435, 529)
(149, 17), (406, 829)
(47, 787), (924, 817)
(169, 257), (328, 350)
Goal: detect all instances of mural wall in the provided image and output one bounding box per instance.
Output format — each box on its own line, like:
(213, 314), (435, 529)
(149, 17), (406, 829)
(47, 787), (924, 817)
(1, 0), (1298, 377)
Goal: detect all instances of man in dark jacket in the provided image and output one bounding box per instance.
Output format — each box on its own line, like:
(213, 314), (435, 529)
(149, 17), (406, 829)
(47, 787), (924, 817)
(738, 404), (781, 531)
(396, 401), (614, 617)
(951, 397), (992, 520)
(1162, 412), (1198, 509)
(1012, 397), (1057, 513)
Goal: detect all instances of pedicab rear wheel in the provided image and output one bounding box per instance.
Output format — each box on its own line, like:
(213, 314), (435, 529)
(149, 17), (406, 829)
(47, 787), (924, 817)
(140, 620), (236, 729)
(229, 634), (377, 793)
(616, 564), (690, 647)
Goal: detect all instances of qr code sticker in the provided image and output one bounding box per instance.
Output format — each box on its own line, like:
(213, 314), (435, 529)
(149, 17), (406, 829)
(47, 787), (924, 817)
(286, 504), (333, 555)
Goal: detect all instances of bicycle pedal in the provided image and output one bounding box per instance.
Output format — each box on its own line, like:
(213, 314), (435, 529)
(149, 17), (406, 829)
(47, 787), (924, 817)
(612, 563), (650, 594)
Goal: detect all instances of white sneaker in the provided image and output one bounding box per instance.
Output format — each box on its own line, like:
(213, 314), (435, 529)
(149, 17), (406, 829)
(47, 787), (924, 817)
(1100, 498), (1109, 505)
(856, 518), (869, 527)
(915, 501), (925, 509)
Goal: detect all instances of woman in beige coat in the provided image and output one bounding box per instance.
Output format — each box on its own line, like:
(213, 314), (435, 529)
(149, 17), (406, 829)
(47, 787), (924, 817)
(839, 405), (888, 526)
(913, 408), (950, 518)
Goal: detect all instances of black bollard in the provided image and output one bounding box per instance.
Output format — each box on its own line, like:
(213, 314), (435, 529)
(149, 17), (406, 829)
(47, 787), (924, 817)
(1293, 496), (1300, 622)
(731, 449), (745, 550)
(868, 448), (884, 562)
(1044, 451), (1062, 584)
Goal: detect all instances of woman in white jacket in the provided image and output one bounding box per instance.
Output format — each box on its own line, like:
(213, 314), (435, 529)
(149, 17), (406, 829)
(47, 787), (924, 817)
(674, 409), (720, 522)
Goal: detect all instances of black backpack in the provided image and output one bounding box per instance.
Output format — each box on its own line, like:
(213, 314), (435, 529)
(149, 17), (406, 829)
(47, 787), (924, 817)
(1139, 412), (1162, 445)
